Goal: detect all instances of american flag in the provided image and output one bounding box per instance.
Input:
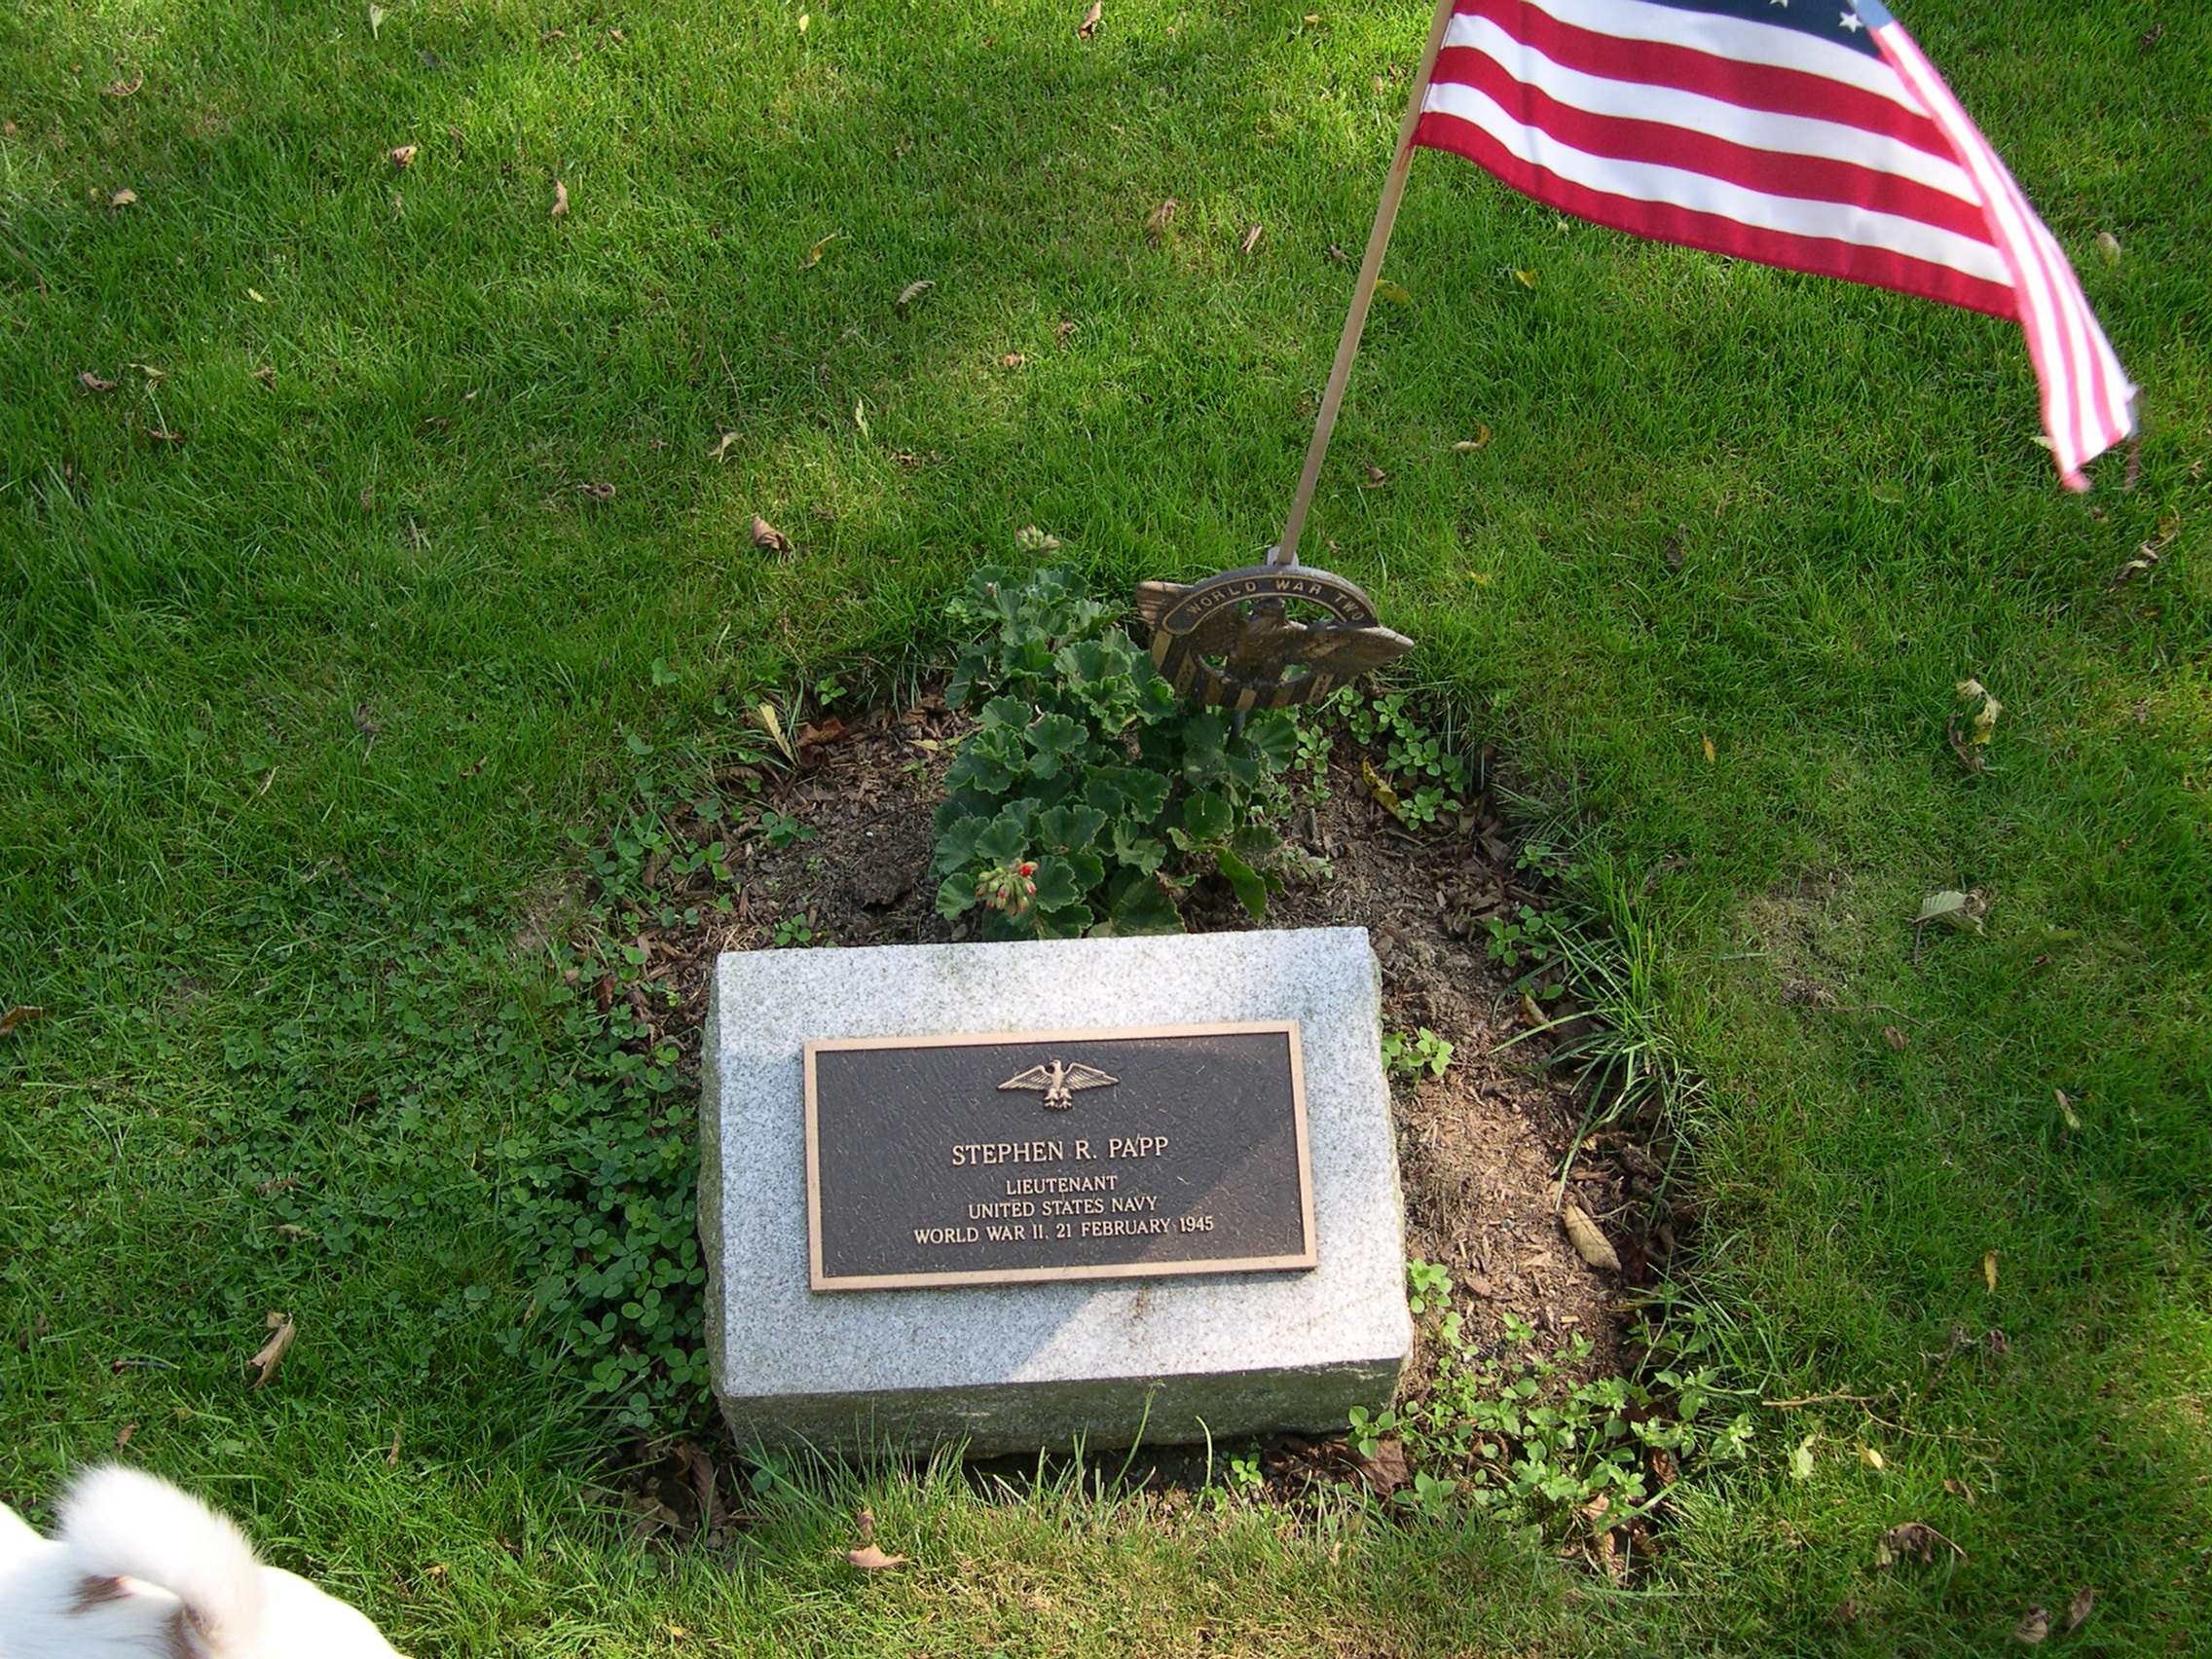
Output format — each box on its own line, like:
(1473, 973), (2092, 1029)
(1412, 0), (2136, 489)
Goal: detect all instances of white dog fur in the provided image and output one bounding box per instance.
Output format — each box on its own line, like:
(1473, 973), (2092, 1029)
(0, 1464), (405, 1658)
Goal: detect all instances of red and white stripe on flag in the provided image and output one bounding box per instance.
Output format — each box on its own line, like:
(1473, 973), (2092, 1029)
(1413, 0), (2137, 489)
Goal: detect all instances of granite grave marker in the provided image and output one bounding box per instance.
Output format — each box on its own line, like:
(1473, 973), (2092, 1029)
(701, 927), (1410, 1456)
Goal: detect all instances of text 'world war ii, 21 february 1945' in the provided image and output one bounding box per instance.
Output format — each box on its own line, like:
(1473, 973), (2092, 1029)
(803, 1022), (1316, 1290)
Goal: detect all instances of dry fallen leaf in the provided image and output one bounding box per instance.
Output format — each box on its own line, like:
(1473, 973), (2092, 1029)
(579, 480), (615, 502)
(1451, 424), (1491, 452)
(1883, 1025), (1908, 1051)
(2055, 1088), (2082, 1130)
(1078, 0), (1102, 36)
(1518, 990), (1544, 1029)
(1560, 1202), (1620, 1273)
(845, 1506), (906, 1568)
(1702, 733), (1716, 764)
(1144, 199), (1177, 241)
(755, 705), (795, 762)
(2012, 1605), (2049, 1645)
(247, 287), (267, 303)
(1360, 463), (1387, 489)
(1, 1006), (51, 1039)
(1915, 889), (1984, 935)
(2113, 512), (2179, 585)
(387, 1428), (402, 1465)
(550, 180), (569, 219)
(1354, 1437), (1411, 1494)
(108, 188), (136, 207)
(1860, 1444), (1887, 1471)
(79, 371), (119, 393)
(1983, 1250), (1998, 1292)
(102, 76), (144, 97)
(1876, 1520), (1962, 1566)
(799, 232), (842, 268)
(2093, 232), (2121, 266)
(2062, 1587), (2094, 1633)
(999, 352), (1025, 368)
(896, 277), (935, 306)
(389, 143), (417, 168)
(707, 430), (741, 461)
(1240, 223), (1264, 255)
(1788, 1433), (1816, 1480)
(116, 1422), (137, 1449)
(369, 3), (388, 38)
(796, 12), (810, 31)
(1955, 679), (2002, 744)
(1359, 757), (1402, 819)
(248, 1312), (296, 1388)
(1513, 267), (1538, 287)
(251, 366), (276, 386)
(147, 428), (185, 444)
(751, 515), (793, 554)
(1327, 243), (1348, 262)
(1372, 276), (1412, 305)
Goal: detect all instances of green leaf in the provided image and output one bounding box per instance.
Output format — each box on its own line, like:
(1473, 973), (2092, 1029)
(1183, 791), (1235, 842)
(935, 875), (979, 919)
(1037, 802), (1107, 853)
(973, 802), (1036, 865)
(1023, 711), (1088, 779)
(1028, 856), (1083, 913)
(1243, 710), (1299, 769)
(1216, 848), (1268, 919)
(1088, 765), (1170, 824)
(944, 725), (1024, 793)
(1094, 867), (1184, 936)
(1180, 709), (1227, 770)
(1108, 820), (1167, 875)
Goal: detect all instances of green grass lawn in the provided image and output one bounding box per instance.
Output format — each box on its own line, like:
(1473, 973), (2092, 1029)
(4, 0), (2208, 1651)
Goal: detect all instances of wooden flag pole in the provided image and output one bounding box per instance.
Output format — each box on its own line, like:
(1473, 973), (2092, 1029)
(1272, 0), (1459, 569)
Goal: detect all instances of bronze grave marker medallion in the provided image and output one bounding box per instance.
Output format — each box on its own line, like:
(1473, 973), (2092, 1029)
(803, 1021), (1315, 1291)
(1132, 564), (1413, 711)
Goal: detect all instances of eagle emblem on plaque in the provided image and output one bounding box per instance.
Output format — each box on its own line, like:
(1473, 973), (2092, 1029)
(998, 1059), (1119, 1111)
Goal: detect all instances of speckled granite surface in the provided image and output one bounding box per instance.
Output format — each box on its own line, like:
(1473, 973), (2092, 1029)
(701, 929), (1409, 1456)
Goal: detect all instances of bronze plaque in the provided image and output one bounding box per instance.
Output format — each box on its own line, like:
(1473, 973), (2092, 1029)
(803, 1021), (1315, 1291)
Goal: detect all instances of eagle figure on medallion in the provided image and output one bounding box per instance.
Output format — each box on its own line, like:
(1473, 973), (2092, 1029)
(998, 1059), (1120, 1111)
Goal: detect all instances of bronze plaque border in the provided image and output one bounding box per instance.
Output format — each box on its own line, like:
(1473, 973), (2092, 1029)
(802, 1020), (1315, 1292)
